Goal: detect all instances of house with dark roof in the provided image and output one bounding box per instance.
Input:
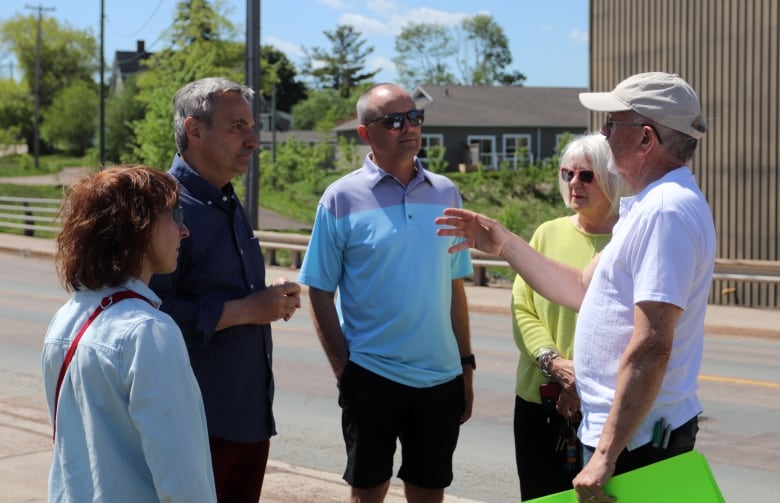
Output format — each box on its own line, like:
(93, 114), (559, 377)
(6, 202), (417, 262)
(333, 85), (588, 171)
(109, 40), (153, 93)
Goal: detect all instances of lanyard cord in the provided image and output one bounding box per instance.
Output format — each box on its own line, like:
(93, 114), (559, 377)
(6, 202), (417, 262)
(52, 290), (154, 441)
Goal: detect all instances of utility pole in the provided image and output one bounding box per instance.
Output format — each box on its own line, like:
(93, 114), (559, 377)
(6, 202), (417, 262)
(25, 3), (55, 170)
(99, 0), (105, 165)
(244, 0), (261, 228)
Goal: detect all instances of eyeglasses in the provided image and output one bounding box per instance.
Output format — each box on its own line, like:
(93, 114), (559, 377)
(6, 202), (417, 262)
(603, 116), (663, 144)
(603, 116), (646, 132)
(172, 205), (185, 228)
(560, 168), (595, 184)
(364, 109), (425, 130)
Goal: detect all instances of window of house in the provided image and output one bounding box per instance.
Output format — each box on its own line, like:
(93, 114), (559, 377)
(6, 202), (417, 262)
(467, 135), (497, 169)
(419, 134), (444, 161)
(502, 134), (533, 169)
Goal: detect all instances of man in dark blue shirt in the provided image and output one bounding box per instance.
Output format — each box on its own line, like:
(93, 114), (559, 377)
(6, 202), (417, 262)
(150, 77), (301, 503)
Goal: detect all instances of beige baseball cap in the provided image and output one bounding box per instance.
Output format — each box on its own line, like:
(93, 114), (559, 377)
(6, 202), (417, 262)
(579, 72), (706, 139)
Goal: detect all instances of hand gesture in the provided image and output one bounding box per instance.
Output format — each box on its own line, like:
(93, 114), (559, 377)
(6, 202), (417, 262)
(435, 208), (511, 256)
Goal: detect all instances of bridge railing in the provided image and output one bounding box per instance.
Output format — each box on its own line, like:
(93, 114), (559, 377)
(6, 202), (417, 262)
(2, 196), (779, 287)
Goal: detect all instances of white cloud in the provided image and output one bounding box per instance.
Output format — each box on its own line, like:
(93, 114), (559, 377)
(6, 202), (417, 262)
(569, 28), (588, 43)
(405, 7), (470, 27)
(369, 55), (396, 76)
(317, 0), (347, 10)
(264, 35), (306, 58)
(340, 2), (472, 39)
(340, 13), (395, 36)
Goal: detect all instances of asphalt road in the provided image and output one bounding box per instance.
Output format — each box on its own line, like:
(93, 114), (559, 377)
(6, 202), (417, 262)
(1, 253), (779, 502)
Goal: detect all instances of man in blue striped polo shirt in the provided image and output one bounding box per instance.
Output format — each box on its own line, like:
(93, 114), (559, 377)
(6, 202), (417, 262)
(298, 83), (475, 503)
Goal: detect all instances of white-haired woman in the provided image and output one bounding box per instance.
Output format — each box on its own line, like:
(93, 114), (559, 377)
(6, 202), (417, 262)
(511, 133), (632, 500)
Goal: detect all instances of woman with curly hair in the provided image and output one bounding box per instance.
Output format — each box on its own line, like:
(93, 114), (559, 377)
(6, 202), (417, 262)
(42, 165), (216, 502)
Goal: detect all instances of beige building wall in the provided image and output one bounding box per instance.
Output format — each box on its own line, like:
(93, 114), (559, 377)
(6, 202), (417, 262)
(589, 0), (780, 307)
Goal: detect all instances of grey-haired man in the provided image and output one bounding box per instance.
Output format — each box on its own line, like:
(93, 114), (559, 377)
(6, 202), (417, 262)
(436, 72), (716, 502)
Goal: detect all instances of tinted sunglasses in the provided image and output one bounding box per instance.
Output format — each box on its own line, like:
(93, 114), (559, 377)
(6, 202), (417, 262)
(364, 109), (425, 130)
(603, 115), (664, 145)
(172, 205), (185, 227)
(560, 168), (595, 184)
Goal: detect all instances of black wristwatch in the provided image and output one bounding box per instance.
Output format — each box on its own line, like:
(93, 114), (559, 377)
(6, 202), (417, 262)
(460, 354), (476, 370)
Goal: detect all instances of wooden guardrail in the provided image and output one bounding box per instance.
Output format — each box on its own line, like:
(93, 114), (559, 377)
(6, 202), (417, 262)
(254, 234), (780, 287)
(2, 196), (780, 287)
(0, 196), (61, 235)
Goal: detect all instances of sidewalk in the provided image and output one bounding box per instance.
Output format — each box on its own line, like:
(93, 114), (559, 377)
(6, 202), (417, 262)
(1, 233), (779, 502)
(2, 233), (779, 337)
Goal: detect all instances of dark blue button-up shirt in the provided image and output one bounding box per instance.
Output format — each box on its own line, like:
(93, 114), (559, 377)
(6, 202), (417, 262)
(150, 155), (275, 443)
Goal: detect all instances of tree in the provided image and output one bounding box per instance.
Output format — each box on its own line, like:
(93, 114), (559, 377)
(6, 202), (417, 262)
(261, 45), (307, 113)
(393, 22), (457, 89)
(303, 25), (379, 98)
(131, 0), (245, 170)
(104, 76), (145, 164)
(0, 78), (33, 147)
(0, 14), (98, 151)
(40, 79), (98, 155)
(291, 87), (362, 131)
(457, 14), (526, 86)
(168, 0), (238, 46)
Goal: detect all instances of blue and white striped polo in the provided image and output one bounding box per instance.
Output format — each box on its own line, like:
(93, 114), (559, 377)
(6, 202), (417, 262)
(298, 155), (473, 388)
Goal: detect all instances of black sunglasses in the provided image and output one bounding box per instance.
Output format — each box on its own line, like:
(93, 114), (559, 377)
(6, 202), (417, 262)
(364, 109), (425, 130)
(560, 168), (595, 184)
(172, 205), (185, 227)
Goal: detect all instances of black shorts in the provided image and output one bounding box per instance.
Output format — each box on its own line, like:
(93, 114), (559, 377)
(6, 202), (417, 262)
(338, 361), (465, 489)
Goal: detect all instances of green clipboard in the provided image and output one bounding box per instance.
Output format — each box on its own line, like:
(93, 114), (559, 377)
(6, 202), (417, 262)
(526, 450), (725, 502)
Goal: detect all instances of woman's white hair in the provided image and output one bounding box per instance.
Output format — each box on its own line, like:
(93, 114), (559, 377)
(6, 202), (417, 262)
(557, 132), (632, 216)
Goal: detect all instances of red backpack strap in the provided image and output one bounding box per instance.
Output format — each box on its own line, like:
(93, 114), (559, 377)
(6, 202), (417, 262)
(52, 290), (153, 440)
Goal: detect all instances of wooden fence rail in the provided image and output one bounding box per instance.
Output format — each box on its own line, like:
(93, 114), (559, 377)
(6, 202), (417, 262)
(0, 196), (61, 235)
(2, 196), (779, 288)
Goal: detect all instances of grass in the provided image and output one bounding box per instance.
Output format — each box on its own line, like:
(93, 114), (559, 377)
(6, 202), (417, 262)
(0, 153), (88, 177)
(0, 154), (570, 278)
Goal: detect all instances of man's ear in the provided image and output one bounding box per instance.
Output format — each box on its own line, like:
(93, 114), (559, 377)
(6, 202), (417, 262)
(183, 116), (202, 145)
(639, 125), (656, 150)
(357, 124), (371, 144)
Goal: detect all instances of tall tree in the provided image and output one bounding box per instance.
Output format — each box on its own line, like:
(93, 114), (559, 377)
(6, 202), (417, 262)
(457, 14), (526, 86)
(40, 79), (98, 156)
(104, 75), (145, 164)
(0, 14), (98, 150)
(0, 78), (33, 148)
(261, 45), (307, 113)
(168, 0), (238, 46)
(393, 22), (456, 89)
(303, 25), (379, 98)
(131, 0), (244, 170)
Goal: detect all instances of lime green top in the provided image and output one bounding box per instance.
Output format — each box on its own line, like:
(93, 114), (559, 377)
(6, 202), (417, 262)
(511, 216), (612, 403)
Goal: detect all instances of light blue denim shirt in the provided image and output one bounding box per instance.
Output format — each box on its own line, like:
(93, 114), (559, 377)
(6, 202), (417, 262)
(42, 278), (216, 502)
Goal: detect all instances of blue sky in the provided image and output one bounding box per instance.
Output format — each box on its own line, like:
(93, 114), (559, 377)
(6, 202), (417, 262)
(1, 0), (589, 88)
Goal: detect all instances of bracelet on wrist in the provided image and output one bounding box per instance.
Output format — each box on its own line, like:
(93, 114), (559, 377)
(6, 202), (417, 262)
(536, 349), (560, 378)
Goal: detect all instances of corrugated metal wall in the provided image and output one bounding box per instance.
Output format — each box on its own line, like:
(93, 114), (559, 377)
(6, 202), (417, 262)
(590, 0), (780, 307)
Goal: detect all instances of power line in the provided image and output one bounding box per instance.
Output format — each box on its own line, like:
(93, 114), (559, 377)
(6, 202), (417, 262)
(103, 0), (169, 38)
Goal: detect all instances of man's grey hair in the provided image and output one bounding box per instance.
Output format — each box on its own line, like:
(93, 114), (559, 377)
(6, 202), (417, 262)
(173, 77), (254, 153)
(630, 111), (703, 164)
(652, 120), (702, 163)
